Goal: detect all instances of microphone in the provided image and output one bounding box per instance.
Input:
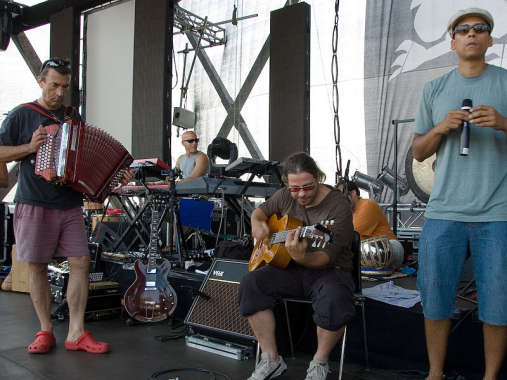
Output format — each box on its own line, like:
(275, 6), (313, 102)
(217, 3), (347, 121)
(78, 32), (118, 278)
(460, 99), (472, 156)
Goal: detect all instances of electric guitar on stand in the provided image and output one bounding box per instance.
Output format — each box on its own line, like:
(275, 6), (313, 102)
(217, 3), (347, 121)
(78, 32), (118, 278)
(248, 214), (332, 271)
(124, 197), (177, 322)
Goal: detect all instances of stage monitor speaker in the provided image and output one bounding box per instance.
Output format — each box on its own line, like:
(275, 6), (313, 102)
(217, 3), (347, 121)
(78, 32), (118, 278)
(269, 2), (311, 161)
(184, 258), (254, 341)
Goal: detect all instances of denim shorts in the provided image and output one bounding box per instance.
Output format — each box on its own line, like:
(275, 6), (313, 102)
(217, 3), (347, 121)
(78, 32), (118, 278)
(417, 218), (507, 326)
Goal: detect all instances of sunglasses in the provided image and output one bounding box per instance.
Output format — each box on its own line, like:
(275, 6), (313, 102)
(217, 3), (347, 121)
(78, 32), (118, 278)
(40, 59), (70, 73)
(183, 138), (199, 144)
(453, 23), (491, 37)
(288, 183), (315, 193)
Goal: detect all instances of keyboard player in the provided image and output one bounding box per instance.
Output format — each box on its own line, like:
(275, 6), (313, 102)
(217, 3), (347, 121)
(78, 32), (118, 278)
(174, 131), (209, 183)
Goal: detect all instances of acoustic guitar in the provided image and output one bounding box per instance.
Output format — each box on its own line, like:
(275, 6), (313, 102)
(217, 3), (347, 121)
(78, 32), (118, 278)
(124, 198), (177, 322)
(248, 214), (331, 272)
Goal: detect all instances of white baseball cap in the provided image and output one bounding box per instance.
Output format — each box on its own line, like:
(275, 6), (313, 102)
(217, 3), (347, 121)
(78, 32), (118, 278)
(447, 7), (494, 37)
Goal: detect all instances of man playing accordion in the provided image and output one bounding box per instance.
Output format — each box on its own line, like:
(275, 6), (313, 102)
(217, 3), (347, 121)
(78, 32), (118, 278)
(0, 58), (110, 354)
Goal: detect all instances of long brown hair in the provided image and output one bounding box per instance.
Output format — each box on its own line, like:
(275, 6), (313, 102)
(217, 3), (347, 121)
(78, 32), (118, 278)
(281, 152), (326, 185)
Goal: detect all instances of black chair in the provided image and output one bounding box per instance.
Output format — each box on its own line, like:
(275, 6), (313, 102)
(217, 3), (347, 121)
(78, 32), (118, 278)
(281, 231), (369, 379)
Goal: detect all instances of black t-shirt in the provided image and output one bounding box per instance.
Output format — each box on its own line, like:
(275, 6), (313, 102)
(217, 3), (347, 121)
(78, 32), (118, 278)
(0, 102), (84, 209)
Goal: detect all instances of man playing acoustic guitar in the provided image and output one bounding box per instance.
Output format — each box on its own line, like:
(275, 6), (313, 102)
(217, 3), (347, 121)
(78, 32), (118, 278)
(239, 152), (355, 380)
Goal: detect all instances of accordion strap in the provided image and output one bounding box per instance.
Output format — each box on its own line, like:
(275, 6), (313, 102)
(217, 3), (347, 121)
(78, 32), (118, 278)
(24, 102), (76, 124)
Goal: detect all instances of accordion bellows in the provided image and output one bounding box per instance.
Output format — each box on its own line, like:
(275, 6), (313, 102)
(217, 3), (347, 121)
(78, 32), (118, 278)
(35, 121), (133, 202)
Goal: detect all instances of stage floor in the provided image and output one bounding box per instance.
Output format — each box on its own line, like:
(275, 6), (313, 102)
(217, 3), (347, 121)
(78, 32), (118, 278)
(0, 275), (501, 380)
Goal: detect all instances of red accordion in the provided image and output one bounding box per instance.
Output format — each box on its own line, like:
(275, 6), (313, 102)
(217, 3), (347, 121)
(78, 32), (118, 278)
(35, 120), (133, 202)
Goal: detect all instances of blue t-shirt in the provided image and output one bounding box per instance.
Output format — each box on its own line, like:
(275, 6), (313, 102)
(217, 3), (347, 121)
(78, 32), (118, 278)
(415, 65), (507, 222)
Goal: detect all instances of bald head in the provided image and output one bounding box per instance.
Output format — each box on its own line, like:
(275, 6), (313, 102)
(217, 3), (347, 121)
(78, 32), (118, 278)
(181, 131), (199, 154)
(182, 131), (196, 140)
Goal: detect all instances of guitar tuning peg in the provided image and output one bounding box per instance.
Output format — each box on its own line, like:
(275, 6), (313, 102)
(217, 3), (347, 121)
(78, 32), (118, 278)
(312, 241), (316, 248)
(330, 220), (335, 225)
(322, 242), (327, 248)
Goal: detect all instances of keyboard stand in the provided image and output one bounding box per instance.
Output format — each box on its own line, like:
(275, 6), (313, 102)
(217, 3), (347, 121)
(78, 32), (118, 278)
(109, 194), (151, 251)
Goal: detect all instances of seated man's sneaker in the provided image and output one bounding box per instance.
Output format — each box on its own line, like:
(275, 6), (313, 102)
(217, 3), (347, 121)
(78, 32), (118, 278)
(304, 359), (329, 380)
(247, 352), (287, 380)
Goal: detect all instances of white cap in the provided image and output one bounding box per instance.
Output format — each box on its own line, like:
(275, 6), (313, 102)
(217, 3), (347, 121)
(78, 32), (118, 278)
(447, 7), (494, 37)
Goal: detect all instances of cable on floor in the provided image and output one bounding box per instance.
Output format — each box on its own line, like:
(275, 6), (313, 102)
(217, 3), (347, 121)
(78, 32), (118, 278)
(149, 367), (232, 380)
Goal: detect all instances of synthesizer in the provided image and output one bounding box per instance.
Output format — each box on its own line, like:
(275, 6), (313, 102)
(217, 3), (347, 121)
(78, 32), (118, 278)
(175, 176), (279, 197)
(115, 176), (280, 198)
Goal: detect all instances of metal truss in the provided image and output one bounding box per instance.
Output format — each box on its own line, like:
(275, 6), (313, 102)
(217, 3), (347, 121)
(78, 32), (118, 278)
(174, 1), (298, 159)
(174, 5), (226, 50)
(381, 203), (426, 228)
(184, 32), (264, 159)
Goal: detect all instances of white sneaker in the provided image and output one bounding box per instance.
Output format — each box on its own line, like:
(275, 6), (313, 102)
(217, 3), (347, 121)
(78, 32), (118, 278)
(247, 352), (287, 380)
(304, 359), (329, 380)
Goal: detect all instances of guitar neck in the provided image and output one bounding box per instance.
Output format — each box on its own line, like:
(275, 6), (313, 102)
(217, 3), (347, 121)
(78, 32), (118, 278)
(147, 209), (160, 271)
(271, 227), (301, 245)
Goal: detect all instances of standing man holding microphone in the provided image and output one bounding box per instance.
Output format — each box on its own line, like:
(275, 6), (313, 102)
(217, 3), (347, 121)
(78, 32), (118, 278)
(412, 8), (507, 380)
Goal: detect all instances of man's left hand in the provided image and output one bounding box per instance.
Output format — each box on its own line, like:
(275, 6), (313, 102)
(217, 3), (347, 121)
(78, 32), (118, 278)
(470, 105), (507, 133)
(285, 226), (307, 262)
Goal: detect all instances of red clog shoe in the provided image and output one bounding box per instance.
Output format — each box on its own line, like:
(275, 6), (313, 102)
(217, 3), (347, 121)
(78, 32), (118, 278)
(64, 331), (109, 354)
(28, 331), (56, 354)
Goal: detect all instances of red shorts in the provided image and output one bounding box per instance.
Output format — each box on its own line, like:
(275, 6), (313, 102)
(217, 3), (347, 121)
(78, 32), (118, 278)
(14, 203), (88, 263)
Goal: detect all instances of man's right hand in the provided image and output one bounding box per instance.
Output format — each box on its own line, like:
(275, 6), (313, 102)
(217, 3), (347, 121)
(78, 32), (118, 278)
(435, 109), (470, 135)
(413, 108), (470, 161)
(251, 220), (270, 242)
(29, 125), (48, 153)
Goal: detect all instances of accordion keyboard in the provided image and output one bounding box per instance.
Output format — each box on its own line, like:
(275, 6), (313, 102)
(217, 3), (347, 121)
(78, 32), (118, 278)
(35, 124), (61, 181)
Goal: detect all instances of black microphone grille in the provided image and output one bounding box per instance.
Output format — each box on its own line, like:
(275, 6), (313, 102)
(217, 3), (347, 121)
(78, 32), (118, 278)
(462, 99), (472, 108)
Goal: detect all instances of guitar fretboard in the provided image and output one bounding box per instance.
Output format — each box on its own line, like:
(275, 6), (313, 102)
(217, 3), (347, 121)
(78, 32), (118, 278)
(147, 209), (160, 272)
(271, 229), (296, 245)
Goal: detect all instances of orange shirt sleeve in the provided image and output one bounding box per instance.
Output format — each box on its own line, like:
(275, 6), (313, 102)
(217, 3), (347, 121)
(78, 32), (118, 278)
(353, 198), (396, 240)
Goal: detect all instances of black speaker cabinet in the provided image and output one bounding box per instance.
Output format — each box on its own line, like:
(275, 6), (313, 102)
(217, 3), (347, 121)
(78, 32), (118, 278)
(269, 2), (311, 161)
(167, 270), (205, 321)
(185, 258), (254, 340)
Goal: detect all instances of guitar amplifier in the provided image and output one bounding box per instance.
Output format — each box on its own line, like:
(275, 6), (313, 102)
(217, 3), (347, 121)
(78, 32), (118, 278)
(51, 281), (122, 321)
(48, 266), (105, 303)
(85, 281), (122, 321)
(185, 258), (254, 341)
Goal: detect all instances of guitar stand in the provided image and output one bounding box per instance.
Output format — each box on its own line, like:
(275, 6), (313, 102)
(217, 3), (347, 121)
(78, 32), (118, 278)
(124, 312), (177, 328)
